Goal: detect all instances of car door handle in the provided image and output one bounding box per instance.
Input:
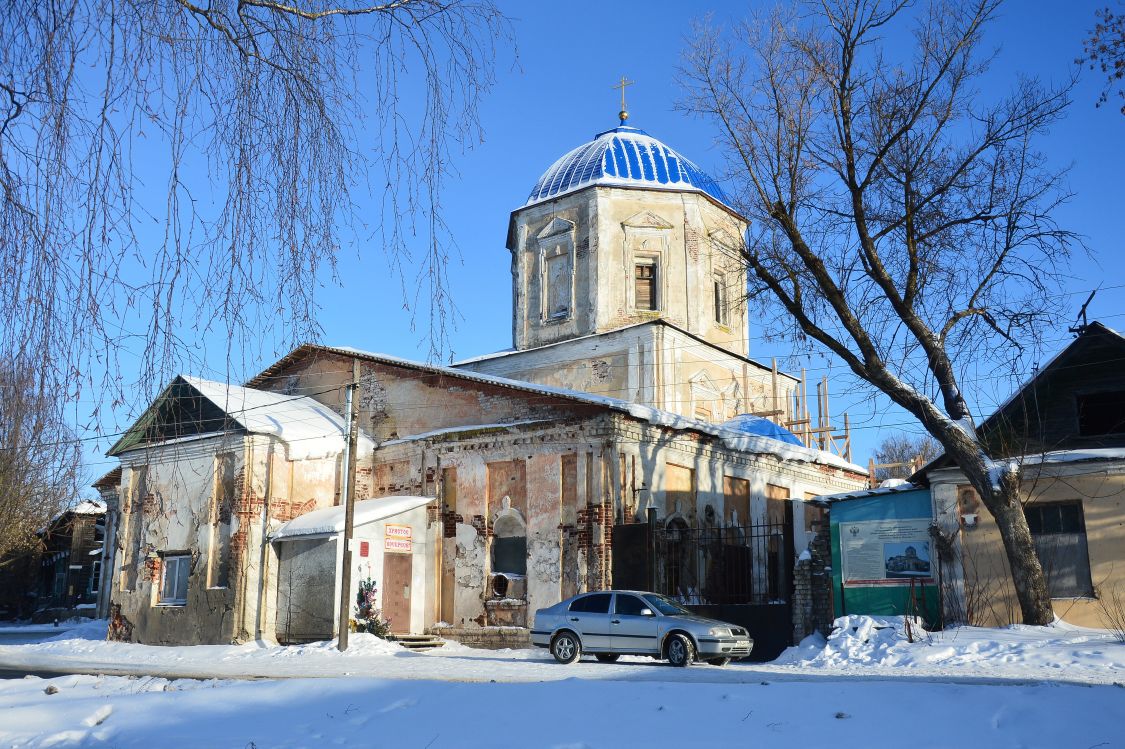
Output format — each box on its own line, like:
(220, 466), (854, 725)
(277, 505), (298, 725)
(611, 619), (621, 624)
(569, 617), (579, 622)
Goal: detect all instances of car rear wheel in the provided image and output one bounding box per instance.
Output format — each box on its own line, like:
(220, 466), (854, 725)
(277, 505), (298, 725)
(665, 633), (695, 667)
(551, 631), (582, 664)
(594, 653), (620, 663)
(706, 657), (731, 667)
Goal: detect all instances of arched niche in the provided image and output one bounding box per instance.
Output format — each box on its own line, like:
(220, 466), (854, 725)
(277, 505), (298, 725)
(491, 496), (527, 576)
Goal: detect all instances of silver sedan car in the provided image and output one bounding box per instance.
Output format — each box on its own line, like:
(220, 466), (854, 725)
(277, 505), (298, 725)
(531, 590), (753, 666)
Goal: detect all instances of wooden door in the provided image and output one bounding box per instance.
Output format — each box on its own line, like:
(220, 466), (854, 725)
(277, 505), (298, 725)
(381, 551), (413, 634)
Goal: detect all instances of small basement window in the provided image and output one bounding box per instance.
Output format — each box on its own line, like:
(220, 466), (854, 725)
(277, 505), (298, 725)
(1076, 390), (1125, 436)
(160, 554), (190, 606)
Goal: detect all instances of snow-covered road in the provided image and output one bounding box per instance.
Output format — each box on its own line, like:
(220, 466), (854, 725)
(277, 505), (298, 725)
(2, 617), (1124, 747)
(1, 617), (1122, 686)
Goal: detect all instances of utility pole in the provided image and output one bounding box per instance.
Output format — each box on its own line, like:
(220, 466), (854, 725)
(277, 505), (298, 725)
(336, 359), (361, 651)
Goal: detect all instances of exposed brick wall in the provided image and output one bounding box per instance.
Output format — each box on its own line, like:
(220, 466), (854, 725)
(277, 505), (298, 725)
(792, 523), (834, 642)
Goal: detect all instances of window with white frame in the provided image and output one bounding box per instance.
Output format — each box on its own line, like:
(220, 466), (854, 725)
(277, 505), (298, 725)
(88, 560), (101, 595)
(160, 554), (190, 605)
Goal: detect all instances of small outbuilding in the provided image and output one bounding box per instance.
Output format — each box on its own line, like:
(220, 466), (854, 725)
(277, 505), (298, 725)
(271, 495), (436, 643)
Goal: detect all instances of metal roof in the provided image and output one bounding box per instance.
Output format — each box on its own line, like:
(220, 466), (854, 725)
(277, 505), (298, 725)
(526, 125), (730, 208)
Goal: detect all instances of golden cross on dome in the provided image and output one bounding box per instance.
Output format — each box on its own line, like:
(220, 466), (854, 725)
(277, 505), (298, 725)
(612, 76), (635, 124)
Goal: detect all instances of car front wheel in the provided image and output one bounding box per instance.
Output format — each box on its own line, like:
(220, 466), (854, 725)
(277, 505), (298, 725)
(665, 633), (695, 667)
(551, 631), (582, 664)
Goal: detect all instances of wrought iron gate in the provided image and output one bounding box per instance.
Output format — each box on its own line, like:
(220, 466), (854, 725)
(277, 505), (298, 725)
(612, 513), (796, 660)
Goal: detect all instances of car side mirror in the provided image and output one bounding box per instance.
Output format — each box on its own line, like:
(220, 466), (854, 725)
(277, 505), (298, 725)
(640, 608), (654, 617)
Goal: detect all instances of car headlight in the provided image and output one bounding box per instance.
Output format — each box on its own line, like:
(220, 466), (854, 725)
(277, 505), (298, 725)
(708, 627), (730, 636)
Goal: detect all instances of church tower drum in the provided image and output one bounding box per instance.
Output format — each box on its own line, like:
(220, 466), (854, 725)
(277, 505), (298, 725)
(507, 124), (750, 358)
(459, 121), (798, 426)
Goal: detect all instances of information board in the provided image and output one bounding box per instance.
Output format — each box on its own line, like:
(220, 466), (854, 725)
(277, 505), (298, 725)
(839, 517), (934, 586)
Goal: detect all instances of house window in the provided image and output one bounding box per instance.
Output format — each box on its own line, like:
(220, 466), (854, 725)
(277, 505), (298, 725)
(88, 560), (101, 595)
(1025, 502), (1093, 598)
(1077, 391), (1125, 436)
(160, 554), (190, 606)
(713, 276), (729, 325)
(635, 260), (658, 311)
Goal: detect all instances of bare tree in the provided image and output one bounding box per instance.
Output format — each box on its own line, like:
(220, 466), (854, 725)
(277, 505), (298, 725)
(0, 1), (510, 422)
(873, 433), (941, 481)
(0, 361), (83, 563)
(1079, 4), (1125, 114)
(680, 0), (1076, 625)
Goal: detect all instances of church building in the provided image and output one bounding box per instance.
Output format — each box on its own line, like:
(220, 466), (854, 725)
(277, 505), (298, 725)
(97, 116), (866, 651)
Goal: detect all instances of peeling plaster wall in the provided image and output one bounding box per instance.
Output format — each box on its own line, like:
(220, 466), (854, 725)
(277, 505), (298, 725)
(109, 434), (342, 646)
(509, 186), (749, 355)
(369, 412), (864, 636)
(110, 435), (245, 645)
(458, 323), (798, 425)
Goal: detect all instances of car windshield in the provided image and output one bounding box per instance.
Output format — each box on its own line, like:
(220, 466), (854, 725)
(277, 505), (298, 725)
(642, 594), (692, 616)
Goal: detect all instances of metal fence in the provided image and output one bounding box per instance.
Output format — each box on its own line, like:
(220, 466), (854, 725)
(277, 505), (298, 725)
(652, 522), (793, 606)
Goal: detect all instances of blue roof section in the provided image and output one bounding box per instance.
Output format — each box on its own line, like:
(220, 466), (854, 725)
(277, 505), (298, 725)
(526, 125), (731, 209)
(720, 414), (803, 446)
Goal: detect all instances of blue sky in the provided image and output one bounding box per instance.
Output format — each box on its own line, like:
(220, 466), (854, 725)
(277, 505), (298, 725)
(79, 0), (1124, 482)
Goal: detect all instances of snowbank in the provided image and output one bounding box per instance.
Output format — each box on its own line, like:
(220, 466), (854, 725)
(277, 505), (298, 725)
(775, 615), (1125, 678)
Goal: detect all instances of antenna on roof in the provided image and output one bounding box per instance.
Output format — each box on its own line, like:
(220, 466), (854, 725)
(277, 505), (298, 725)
(1069, 288), (1098, 337)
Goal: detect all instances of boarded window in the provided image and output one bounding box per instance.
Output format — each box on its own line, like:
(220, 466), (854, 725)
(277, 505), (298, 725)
(208, 453), (236, 588)
(487, 460), (527, 517)
(1077, 391), (1125, 436)
(765, 483), (790, 525)
(635, 262), (657, 311)
(724, 476), (750, 526)
(665, 463), (694, 517)
(1026, 502), (1093, 598)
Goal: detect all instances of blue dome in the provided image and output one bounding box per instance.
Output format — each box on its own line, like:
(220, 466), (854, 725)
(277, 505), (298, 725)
(526, 125), (730, 208)
(720, 414), (803, 446)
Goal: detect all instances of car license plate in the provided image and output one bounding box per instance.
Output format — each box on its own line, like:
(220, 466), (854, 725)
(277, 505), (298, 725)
(735, 640), (749, 649)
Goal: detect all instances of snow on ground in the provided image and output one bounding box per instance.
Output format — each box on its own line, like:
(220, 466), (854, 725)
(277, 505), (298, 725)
(2, 615), (1122, 686)
(2, 616), (1124, 747)
(775, 615), (1125, 680)
(2, 671), (1123, 748)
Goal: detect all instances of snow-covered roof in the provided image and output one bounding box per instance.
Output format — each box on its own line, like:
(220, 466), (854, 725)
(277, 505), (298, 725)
(271, 495), (435, 541)
(810, 483), (922, 506)
(321, 345), (865, 474)
(526, 125), (731, 209)
(37, 500), (108, 535)
(114, 376), (375, 461)
(71, 500), (107, 515)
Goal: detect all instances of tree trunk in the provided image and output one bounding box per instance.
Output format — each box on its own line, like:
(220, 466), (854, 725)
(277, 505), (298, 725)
(958, 458), (1054, 626)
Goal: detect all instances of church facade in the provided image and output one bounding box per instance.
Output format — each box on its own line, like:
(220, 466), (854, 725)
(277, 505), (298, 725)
(99, 120), (866, 648)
